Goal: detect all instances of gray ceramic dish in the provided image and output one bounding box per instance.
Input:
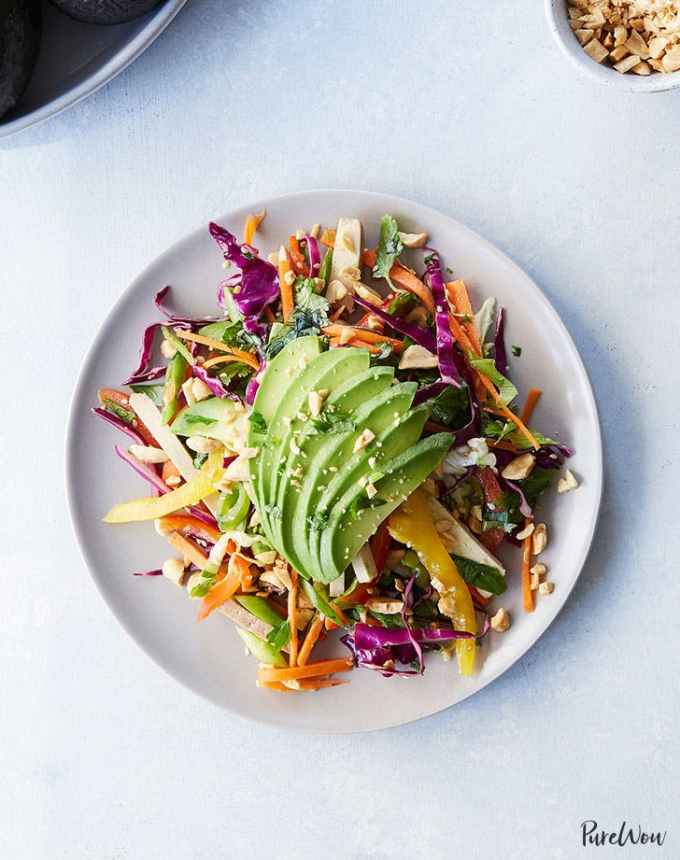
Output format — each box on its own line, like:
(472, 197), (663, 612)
(0, 0), (187, 139)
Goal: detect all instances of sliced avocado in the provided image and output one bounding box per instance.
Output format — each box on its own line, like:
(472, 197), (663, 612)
(171, 396), (241, 446)
(0, 0), (41, 121)
(302, 386), (423, 581)
(49, 0), (162, 25)
(257, 347), (369, 535)
(251, 335), (322, 426)
(318, 433), (452, 582)
(248, 336), (323, 531)
(276, 366), (396, 571)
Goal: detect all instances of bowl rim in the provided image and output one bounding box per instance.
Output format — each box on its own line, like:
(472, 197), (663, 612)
(0, 0), (188, 140)
(544, 0), (680, 93)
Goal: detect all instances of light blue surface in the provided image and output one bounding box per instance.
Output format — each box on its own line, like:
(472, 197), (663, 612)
(1, 1), (678, 858)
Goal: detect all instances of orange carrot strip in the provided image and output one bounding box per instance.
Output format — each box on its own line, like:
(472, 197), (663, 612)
(202, 354), (246, 370)
(243, 211), (265, 246)
(324, 618), (338, 631)
(522, 525), (535, 613)
(197, 553), (244, 621)
(329, 306), (346, 322)
(297, 614), (324, 667)
(446, 281), (482, 356)
(278, 246), (294, 323)
(257, 680), (295, 693)
(173, 331), (259, 370)
(520, 388), (542, 425)
(159, 514), (222, 544)
(476, 374), (539, 450)
(288, 570), (299, 667)
(288, 235), (307, 275)
(161, 459), (181, 484)
(322, 324), (404, 352)
(257, 658), (354, 684)
(362, 249), (434, 313)
(448, 313), (477, 356)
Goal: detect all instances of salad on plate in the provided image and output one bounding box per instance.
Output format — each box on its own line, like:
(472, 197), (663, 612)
(95, 212), (578, 693)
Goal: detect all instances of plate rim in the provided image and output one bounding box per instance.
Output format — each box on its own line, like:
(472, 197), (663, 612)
(65, 188), (604, 732)
(0, 0), (188, 140)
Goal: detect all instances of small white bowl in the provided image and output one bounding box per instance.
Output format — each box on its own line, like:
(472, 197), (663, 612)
(545, 0), (680, 93)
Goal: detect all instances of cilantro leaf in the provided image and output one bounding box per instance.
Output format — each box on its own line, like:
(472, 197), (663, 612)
(266, 620), (291, 650)
(295, 278), (330, 314)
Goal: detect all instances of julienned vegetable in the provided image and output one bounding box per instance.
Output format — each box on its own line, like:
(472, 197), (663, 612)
(95, 210), (573, 695)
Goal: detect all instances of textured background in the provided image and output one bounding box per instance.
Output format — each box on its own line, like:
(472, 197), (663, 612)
(1, 1), (678, 858)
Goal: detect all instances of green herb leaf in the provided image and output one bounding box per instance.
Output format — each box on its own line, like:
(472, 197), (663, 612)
(319, 248), (333, 285)
(307, 408), (356, 435)
(373, 214), (404, 284)
(429, 384), (471, 429)
(266, 620), (291, 650)
(469, 358), (518, 406)
(516, 467), (555, 507)
(249, 411), (268, 434)
(511, 345), (522, 357)
(386, 291), (417, 317)
(451, 555), (506, 595)
(295, 278), (330, 314)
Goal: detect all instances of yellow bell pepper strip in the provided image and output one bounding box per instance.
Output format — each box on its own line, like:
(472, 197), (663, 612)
(103, 467), (222, 524)
(387, 487), (478, 676)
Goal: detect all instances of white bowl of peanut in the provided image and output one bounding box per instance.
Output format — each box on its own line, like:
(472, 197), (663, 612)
(546, 0), (680, 92)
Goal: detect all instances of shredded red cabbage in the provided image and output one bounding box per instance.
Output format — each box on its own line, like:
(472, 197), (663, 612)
(423, 253), (462, 387)
(191, 364), (240, 402)
(114, 445), (169, 495)
(209, 223), (279, 337)
(414, 382), (481, 447)
(494, 306), (508, 374)
(401, 575), (424, 674)
(133, 569), (163, 577)
(353, 295), (436, 352)
(154, 285), (223, 327)
(123, 322), (163, 385)
(185, 505), (219, 530)
(92, 407), (144, 446)
(300, 234), (321, 277)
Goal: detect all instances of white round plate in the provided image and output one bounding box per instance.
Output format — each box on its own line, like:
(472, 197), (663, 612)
(0, 0), (187, 140)
(67, 189), (602, 733)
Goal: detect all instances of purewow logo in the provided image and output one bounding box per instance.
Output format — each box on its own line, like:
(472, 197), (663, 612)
(581, 820), (668, 848)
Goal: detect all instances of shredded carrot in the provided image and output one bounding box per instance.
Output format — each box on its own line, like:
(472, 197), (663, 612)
(243, 211), (265, 246)
(448, 313), (478, 356)
(447, 280), (482, 356)
(362, 249), (434, 313)
(521, 388), (542, 425)
(476, 374), (539, 450)
(257, 681), (295, 693)
(297, 614), (324, 666)
(322, 324), (405, 352)
(257, 658), (353, 684)
(159, 514), (221, 543)
(320, 228), (336, 248)
(197, 553), (244, 621)
(521, 524), (535, 613)
(264, 306), (275, 323)
(202, 354), (246, 370)
(277, 246), (294, 323)
(288, 570), (299, 667)
(329, 305), (346, 322)
(288, 235), (307, 274)
(173, 330), (259, 370)
(324, 618), (339, 631)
